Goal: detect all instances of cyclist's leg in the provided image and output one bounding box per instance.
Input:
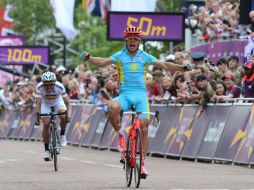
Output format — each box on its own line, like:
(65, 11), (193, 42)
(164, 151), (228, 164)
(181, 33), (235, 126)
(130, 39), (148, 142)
(108, 94), (129, 132)
(108, 94), (130, 161)
(55, 100), (67, 134)
(55, 100), (67, 146)
(134, 93), (150, 177)
(133, 92), (150, 156)
(41, 103), (52, 160)
(41, 103), (51, 145)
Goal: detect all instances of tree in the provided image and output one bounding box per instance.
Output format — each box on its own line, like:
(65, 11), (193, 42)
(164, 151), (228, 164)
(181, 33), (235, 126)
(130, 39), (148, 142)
(6, 0), (54, 44)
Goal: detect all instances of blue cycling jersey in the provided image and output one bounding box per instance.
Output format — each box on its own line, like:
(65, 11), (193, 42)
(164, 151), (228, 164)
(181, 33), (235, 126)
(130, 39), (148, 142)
(111, 48), (157, 92)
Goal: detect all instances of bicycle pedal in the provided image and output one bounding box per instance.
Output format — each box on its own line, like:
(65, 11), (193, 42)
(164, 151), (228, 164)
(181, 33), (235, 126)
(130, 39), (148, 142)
(140, 173), (148, 179)
(120, 158), (125, 164)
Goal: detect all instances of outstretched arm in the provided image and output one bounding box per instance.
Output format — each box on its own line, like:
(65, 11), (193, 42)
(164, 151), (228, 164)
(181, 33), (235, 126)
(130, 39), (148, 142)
(80, 52), (113, 67)
(154, 60), (187, 72)
(88, 57), (113, 67)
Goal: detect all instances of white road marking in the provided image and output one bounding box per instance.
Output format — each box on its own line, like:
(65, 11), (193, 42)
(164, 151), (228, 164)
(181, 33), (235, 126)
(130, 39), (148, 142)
(6, 159), (20, 162)
(81, 160), (98, 165)
(59, 157), (76, 161)
(25, 150), (39, 154)
(103, 164), (122, 168)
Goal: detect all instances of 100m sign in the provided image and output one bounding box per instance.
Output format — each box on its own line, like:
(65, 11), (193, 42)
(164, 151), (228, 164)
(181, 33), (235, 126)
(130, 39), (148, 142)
(7, 48), (42, 63)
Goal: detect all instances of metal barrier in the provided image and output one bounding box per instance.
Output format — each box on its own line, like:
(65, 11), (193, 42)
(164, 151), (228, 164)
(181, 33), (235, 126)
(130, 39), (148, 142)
(1, 100), (254, 167)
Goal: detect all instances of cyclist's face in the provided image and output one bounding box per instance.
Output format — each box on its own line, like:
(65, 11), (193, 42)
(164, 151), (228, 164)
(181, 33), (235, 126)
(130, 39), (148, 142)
(44, 84), (54, 92)
(125, 37), (140, 53)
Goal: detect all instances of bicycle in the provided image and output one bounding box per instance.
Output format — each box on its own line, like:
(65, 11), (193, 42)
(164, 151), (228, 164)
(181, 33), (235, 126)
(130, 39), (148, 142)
(38, 106), (67, 172)
(121, 108), (159, 188)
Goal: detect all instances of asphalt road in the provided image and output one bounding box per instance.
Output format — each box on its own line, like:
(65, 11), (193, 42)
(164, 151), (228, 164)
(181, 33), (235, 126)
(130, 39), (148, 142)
(0, 140), (254, 190)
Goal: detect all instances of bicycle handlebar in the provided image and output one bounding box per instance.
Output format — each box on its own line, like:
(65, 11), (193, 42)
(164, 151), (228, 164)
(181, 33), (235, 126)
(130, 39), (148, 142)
(121, 110), (160, 123)
(38, 111), (67, 117)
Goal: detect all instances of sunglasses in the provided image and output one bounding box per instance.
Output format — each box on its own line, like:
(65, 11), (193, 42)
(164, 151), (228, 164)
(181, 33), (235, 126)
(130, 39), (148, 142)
(126, 37), (140, 42)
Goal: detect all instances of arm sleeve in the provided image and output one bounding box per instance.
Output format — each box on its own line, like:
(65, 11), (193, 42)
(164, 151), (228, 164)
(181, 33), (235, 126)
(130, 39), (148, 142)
(34, 85), (42, 98)
(145, 52), (157, 66)
(111, 51), (121, 65)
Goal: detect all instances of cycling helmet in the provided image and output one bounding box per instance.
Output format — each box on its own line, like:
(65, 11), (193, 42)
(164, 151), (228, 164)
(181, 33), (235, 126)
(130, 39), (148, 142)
(41, 71), (56, 84)
(123, 26), (142, 39)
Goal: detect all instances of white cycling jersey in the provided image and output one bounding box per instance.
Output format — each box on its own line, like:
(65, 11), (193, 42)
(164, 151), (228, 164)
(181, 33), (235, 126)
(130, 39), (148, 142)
(34, 81), (67, 113)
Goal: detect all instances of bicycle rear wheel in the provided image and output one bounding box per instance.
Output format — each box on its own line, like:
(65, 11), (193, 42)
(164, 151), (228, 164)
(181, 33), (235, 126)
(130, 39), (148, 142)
(134, 129), (142, 188)
(52, 126), (58, 171)
(125, 135), (133, 187)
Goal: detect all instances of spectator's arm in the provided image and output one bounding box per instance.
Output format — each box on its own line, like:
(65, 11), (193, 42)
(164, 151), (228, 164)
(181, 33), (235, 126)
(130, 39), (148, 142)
(35, 97), (42, 114)
(63, 96), (71, 116)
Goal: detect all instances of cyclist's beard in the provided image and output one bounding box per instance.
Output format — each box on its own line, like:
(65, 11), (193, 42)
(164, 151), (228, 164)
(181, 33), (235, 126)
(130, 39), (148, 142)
(126, 43), (139, 54)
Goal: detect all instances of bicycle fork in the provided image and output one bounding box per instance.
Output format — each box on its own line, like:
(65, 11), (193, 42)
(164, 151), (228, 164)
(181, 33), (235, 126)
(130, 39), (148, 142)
(130, 119), (140, 167)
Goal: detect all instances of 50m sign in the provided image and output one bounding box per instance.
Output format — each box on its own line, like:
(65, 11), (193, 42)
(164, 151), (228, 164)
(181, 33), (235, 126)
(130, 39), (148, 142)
(107, 12), (184, 41)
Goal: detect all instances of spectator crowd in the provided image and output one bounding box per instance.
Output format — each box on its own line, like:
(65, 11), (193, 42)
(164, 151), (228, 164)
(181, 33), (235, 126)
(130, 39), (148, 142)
(1, 48), (254, 114)
(185, 0), (250, 42)
(1, 0), (254, 114)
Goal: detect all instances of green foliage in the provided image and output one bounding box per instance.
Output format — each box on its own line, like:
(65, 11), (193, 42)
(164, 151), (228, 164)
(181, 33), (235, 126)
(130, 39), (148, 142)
(70, 5), (123, 68)
(6, 0), (54, 44)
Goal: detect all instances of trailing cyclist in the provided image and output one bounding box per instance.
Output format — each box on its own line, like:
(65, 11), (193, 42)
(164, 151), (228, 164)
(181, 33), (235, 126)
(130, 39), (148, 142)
(80, 26), (190, 178)
(34, 72), (71, 161)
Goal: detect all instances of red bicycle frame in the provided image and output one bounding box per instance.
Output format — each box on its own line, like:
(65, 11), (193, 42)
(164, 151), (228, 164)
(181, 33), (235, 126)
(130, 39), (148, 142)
(128, 117), (141, 167)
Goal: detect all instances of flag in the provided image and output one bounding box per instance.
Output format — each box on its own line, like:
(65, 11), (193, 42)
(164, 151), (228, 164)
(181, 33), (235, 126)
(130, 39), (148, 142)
(111, 0), (156, 12)
(87, 0), (110, 20)
(50, 0), (78, 40)
(0, 4), (15, 35)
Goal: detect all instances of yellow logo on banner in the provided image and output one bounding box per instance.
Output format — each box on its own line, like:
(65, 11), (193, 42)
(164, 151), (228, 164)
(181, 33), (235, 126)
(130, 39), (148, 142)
(127, 17), (166, 37)
(164, 127), (176, 143)
(230, 129), (245, 148)
(82, 124), (90, 132)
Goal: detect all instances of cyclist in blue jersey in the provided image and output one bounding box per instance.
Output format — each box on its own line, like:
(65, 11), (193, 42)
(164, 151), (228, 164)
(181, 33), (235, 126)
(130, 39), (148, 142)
(80, 26), (190, 178)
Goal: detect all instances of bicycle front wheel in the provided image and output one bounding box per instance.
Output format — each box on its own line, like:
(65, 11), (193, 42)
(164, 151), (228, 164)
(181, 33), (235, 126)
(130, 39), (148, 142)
(125, 135), (133, 187)
(52, 126), (58, 172)
(134, 128), (142, 188)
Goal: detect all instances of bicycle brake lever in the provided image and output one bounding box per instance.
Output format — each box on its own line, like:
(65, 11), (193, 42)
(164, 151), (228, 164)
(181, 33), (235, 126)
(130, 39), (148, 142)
(155, 110), (160, 124)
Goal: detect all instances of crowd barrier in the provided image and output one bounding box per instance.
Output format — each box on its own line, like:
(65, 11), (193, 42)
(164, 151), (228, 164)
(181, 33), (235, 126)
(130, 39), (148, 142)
(1, 102), (254, 166)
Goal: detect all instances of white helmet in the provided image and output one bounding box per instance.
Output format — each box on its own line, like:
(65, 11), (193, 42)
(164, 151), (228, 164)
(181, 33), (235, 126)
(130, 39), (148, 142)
(41, 72), (56, 84)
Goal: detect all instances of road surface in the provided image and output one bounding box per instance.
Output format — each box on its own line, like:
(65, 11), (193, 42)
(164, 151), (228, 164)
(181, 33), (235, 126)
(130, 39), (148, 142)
(0, 140), (253, 190)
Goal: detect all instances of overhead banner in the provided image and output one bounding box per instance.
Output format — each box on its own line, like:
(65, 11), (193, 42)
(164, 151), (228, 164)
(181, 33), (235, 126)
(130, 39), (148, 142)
(107, 11), (184, 41)
(0, 46), (49, 65)
(214, 105), (250, 162)
(166, 106), (197, 157)
(196, 105), (231, 160)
